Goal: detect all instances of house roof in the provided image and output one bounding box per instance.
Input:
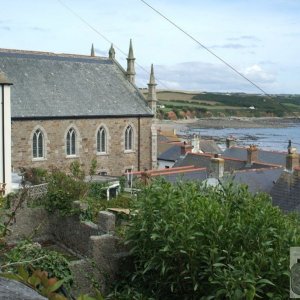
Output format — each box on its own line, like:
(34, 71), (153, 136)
(173, 153), (213, 169)
(160, 168), (208, 183)
(223, 146), (287, 166)
(271, 169), (300, 212)
(158, 144), (182, 162)
(131, 166), (208, 184)
(174, 152), (247, 172)
(158, 140), (222, 163)
(173, 152), (277, 174)
(0, 48), (153, 119)
(200, 140), (222, 154)
(230, 167), (283, 194)
(157, 142), (183, 156)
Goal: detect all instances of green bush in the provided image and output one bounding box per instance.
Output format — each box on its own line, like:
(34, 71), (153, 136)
(81, 194), (133, 223)
(3, 240), (72, 289)
(44, 171), (87, 216)
(88, 182), (107, 200)
(120, 179), (300, 299)
(20, 167), (48, 185)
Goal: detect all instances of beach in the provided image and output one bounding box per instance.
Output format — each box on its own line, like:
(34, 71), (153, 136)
(157, 117), (300, 131)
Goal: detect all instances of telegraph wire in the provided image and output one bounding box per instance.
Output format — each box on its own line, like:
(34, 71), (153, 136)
(56, 0), (170, 89)
(138, 0), (300, 119)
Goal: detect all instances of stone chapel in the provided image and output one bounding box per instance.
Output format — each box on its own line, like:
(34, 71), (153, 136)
(0, 40), (158, 184)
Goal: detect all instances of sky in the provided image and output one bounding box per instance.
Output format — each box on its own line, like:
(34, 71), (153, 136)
(1, 0), (300, 94)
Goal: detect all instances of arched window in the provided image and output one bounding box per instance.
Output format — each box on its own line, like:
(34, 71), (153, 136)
(33, 129), (44, 158)
(97, 126), (107, 153)
(125, 125), (133, 151)
(66, 128), (76, 156)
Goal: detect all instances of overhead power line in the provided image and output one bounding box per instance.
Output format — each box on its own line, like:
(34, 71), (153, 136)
(57, 0), (169, 89)
(138, 0), (300, 119)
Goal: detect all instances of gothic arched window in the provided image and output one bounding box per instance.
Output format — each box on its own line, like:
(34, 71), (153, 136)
(97, 126), (107, 153)
(66, 128), (76, 156)
(33, 129), (44, 158)
(125, 125), (133, 151)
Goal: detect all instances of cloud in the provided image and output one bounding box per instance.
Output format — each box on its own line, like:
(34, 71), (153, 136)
(94, 48), (107, 57)
(210, 43), (256, 49)
(0, 26), (11, 31)
(30, 26), (48, 32)
(136, 61), (276, 93)
(227, 35), (261, 42)
(244, 64), (276, 83)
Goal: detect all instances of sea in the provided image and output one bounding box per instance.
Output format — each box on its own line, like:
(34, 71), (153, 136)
(189, 124), (300, 152)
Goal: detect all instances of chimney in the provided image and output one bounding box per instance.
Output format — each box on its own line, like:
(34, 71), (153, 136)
(286, 140), (299, 172)
(180, 142), (193, 156)
(247, 144), (258, 165)
(191, 134), (200, 153)
(226, 135), (236, 148)
(210, 154), (224, 178)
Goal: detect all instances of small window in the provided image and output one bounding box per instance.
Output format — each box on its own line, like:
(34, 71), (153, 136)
(33, 129), (44, 158)
(125, 125), (133, 151)
(97, 127), (107, 153)
(66, 128), (76, 156)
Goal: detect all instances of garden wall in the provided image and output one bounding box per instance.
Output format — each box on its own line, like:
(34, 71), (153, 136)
(6, 203), (128, 296)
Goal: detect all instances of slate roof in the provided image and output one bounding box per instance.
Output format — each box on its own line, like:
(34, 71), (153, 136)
(271, 168), (300, 212)
(158, 144), (182, 162)
(223, 146), (287, 166)
(154, 168), (208, 183)
(158, 140), (222, 163)
(200, 140), (222, 154)
(0, 48), (153, 119)
(230, 167), (283, 194)
(157, 142), (184, 156)
(174, 153), (247, 172)
(174, 153), (213, 169)
(173, 152), (277, 175)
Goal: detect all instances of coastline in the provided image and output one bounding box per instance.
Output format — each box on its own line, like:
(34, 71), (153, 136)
(157, 117), (300, 131)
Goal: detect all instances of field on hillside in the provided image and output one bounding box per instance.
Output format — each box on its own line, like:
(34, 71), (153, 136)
(141, 90), (300, 119)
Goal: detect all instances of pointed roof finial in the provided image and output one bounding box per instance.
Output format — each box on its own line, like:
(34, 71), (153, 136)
(149, 64), (156, 85)
(109, 43), (115, 59)
(126, 39), (136, 84)
(128, 39), (134, 59)
(91, 44), (95, 57)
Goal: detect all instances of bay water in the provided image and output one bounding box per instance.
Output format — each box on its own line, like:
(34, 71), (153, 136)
(190, 125), (300, 151)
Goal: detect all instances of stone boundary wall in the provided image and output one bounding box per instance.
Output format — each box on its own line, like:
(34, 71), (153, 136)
(6, 203), (128, 295)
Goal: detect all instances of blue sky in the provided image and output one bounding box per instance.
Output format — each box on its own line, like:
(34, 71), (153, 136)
(1, 0), (300, 93)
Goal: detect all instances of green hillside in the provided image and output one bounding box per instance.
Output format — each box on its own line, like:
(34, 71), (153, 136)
(141, 90), (300, 119)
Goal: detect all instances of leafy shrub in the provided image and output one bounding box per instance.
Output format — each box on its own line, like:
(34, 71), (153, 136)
(70, 161), (85, 180)
(81, 194), (133, 223)
(44, 171), (87, 216)
(120, 179), (300, 299)
(20, 167), (48, 185)
(3, 240), (72, 289)
(88, 182), (107, 200)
